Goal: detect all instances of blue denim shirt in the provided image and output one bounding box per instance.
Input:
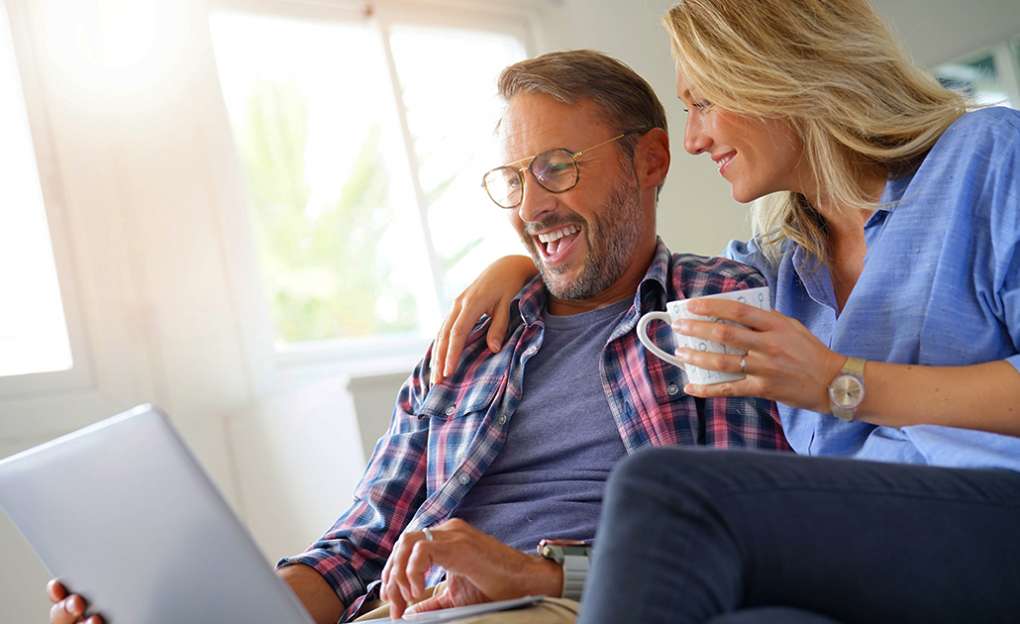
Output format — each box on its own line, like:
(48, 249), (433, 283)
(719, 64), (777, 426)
(727, 107), (1020, 471)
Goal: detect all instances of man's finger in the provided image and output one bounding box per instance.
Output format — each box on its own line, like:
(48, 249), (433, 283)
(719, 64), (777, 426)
(50, 596), (81, 624)
(405, 590), (456, 615)
(389, 532), (426, 607)
(50, 601), (72, 624)
(47, 579), (67, 602)
(387, 587), (409, 620)
(406, 540), (436, 599)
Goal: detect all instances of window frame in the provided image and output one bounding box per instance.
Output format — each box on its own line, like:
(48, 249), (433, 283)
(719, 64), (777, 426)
(933, 37), (1020, 109)
(0, 0), (92, 397)
(209, 0), (536, 371)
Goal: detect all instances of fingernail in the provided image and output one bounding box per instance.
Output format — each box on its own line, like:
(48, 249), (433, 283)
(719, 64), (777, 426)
(677, 350), (690, 362)
(674, 321), (690, 333)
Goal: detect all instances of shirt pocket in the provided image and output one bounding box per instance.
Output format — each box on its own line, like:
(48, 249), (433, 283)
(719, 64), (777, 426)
(642, 347), (688, 406)
(415, 374), (504, 493)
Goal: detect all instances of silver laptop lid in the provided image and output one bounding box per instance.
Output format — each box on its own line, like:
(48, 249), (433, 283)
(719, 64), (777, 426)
(0, 404), (313, 624)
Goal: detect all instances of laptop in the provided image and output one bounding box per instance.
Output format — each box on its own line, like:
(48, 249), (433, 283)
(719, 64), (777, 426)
(0, 405), (545, 623)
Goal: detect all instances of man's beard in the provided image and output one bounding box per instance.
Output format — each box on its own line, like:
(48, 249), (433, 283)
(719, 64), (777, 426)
(519, 173), (643, 301)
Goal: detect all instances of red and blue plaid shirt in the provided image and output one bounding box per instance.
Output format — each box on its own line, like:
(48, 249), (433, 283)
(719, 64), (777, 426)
(279, 240), (789, 619)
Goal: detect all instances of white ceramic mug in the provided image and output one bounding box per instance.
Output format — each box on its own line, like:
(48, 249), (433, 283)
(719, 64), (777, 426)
(636, 286), (771, 385)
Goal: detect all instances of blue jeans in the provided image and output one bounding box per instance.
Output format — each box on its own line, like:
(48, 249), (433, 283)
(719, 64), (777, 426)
(579, 447), (1020, 624)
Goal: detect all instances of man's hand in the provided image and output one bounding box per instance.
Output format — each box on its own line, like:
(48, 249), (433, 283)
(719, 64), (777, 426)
(47, 567), (341, 624)
(47, 579), (103, 624)
(380, 518), (563, 619)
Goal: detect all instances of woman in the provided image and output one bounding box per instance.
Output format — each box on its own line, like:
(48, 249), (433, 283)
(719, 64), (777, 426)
(431, 0), (1020, 621)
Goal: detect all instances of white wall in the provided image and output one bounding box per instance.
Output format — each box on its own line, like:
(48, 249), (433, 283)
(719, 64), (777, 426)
(871, 0), (1020, 67)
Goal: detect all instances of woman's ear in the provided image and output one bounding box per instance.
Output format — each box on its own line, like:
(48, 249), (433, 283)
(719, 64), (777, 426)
(634, 127), (670, 191)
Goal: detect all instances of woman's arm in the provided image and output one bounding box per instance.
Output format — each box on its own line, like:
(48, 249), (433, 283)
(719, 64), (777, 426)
(858, 360), (1019, 434)
(431, 254), (537, 384)
(674, 298), (1020, 437)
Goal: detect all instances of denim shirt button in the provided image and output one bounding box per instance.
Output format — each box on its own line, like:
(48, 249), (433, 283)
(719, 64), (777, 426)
(444, 405), (456, 416)
(667, 383), (680, 396)
(457, 473), (471, 486)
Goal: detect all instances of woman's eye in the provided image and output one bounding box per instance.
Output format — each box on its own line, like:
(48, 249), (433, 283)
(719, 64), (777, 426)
(681, 99), (713, 114)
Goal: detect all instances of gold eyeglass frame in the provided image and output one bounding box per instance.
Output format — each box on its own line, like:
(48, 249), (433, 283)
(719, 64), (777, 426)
(481, 131), (640, 209)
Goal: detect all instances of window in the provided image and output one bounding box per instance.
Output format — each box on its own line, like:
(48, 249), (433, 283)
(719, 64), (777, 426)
(933, 36), (1020, 109)
(209, 4), (528, 353)
(0, 1), (73, 378)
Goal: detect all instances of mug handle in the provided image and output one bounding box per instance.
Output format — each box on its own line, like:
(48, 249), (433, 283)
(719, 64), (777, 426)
(636, 311), (686, 368)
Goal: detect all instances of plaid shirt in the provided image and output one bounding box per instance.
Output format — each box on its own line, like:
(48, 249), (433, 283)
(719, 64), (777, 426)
(279, 239), (789, 620)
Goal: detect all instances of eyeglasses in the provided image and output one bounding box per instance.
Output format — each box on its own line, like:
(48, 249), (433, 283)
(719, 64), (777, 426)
(481, 132), (639, 209)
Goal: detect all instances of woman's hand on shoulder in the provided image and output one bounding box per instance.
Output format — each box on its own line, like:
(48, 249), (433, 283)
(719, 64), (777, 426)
(431, 255), (538, 385)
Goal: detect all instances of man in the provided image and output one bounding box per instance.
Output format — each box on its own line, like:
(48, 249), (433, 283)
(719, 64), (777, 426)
(47, 50), (787, 624)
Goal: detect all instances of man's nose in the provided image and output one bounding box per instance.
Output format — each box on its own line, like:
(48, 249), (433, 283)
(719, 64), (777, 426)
(683, 114), (711, 155)
(516, 172), (557, 224)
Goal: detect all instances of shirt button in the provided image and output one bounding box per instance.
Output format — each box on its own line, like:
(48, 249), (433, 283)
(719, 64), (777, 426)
(667, 383), (680, 396)
(457, 473), (471, 486)
(498, 414), (508, 425)
(444, 405), (456, 416)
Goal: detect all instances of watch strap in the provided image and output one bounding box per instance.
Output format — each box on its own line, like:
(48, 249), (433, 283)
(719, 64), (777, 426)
(842, 356), (866, 378)
(561, 553), (588, 601)
(537, 540), (590, 602)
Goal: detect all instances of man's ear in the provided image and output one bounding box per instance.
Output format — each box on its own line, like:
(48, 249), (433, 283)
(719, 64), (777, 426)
(634, 127), (670, 191)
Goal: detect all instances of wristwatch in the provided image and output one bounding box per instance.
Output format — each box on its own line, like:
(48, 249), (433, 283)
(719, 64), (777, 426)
(536, 539), (590, 601)
(828, 356), (867, 422)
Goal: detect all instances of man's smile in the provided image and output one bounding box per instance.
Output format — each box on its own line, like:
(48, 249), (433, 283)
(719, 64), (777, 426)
(533, 223), (583, 267)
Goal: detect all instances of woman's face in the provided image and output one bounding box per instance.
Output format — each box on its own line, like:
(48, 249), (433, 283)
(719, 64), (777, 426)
(676, 70), (807, 203)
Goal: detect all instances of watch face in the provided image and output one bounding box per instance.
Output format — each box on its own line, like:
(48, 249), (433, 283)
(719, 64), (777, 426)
(829, 374), (865, 408)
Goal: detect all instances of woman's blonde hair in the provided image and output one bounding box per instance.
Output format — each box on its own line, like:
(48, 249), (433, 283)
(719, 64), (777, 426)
(664, 0), (967, 264)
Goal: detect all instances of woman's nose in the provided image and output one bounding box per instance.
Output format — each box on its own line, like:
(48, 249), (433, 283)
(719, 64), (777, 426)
(683, 113), (711, 155)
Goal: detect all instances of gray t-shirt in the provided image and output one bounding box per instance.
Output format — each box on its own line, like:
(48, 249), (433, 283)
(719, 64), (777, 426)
(453, 298), (630, 551)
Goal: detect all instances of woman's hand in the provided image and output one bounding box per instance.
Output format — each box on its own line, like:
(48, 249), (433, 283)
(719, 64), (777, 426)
(673, 298), (844, 412)
(431, 255), (537, 384)
(47, 579), (103, 624)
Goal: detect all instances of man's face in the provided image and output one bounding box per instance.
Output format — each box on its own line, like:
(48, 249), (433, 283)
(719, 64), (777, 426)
(499, 94), (645, 301)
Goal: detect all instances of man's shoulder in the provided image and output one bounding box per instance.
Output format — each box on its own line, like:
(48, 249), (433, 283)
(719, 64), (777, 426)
(666, 252), (766, 299)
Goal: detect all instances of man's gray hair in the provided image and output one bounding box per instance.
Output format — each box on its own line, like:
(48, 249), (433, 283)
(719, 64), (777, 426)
(497, 49), (668, 162)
